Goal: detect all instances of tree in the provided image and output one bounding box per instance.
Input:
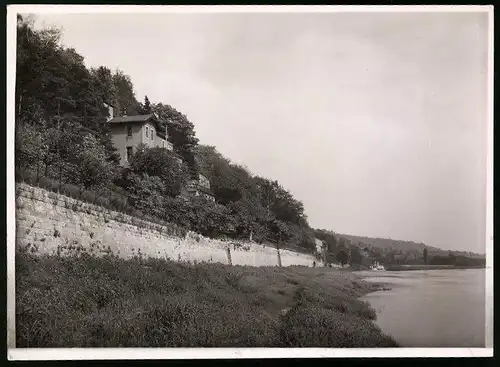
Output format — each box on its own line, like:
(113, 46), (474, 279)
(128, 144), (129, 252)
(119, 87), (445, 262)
(89, 66), (122, 164)
(336, 247), (350, 266)
(253, 177), (306, 225)
(66, 133), (119, 195)
(44, 123), (84, 182)
(126, 172), (166, 219)
(15, 17), (120, 165)
(388, 249), (396, 263)
(448, 251), (456, 265)
(270, 219), (292, 246)
(226, 196), (269, 240)
(90, 66), (117, 107)
(350, 246), (363, 265)
(161, 196), (192, 228)
(194, 145), (316, 245)
(186, 198), (236, 238)
(290, 225), (316, 251)
(195, 145), (238, 202)
(16, 15), (69, 125)
(194, 145), (259, 206)
(140, 95), (152, 115)
(15, 123), (48, 171)
(112, 69), (141, 116)
(152, 103), (199, 178)
(16, 120), (86, 186)
(423, 248), (428, 265)
(127, 144), (189, 197)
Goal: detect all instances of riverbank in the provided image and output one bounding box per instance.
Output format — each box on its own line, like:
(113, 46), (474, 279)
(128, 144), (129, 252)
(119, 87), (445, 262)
(15, 252), (398, 347)
(385, 264), (485, 271)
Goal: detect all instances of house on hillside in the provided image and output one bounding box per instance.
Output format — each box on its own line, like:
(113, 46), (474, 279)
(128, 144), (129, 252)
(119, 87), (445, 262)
(105, 103), (215, 202)
(181, 173), (216, 202)
(106, 104), (174, 167)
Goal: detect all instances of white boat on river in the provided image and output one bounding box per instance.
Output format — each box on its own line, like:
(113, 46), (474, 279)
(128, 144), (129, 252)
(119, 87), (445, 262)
(370, 261), (386, 271)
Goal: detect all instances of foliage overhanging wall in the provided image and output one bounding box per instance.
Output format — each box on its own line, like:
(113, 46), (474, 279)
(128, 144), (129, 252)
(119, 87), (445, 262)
(15, 183), (318, 268)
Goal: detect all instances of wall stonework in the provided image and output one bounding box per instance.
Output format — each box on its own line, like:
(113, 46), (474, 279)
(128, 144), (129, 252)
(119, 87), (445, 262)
(15, 183), (318, 267)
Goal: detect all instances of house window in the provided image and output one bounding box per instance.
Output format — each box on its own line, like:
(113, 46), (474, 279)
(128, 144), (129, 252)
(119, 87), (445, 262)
(145, 126), (149, 138)
(127, 125), (132, 137)
(151, 128), (154, 140)
(126, 147), (133, 161)
(162, 141), (165, 148)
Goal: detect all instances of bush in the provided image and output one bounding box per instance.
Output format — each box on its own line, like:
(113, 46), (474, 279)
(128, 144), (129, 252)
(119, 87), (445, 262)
(128, 144), (189, 197)
(279, 306), (396, 347)
(125, 172), (167, 219)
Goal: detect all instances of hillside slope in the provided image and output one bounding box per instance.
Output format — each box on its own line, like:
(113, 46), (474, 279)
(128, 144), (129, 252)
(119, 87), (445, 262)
(339, 234), (435, 252)
(338, 233), (484, 258)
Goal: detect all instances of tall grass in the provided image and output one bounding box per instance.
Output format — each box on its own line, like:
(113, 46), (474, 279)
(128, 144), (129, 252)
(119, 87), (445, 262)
(16, 252), (398, 347)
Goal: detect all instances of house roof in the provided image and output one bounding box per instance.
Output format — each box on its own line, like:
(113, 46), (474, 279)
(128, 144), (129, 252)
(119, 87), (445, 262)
(108, 114), (159, 124)
(109, 114), (168, 139)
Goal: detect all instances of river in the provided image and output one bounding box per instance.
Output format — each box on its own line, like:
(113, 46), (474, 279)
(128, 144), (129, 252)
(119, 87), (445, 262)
(358, 268), (486, 347)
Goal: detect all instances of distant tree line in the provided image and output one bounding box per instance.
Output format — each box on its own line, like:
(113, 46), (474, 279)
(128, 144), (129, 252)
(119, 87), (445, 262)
(428, 253), (485, 267)
(314, 229), (485, 268)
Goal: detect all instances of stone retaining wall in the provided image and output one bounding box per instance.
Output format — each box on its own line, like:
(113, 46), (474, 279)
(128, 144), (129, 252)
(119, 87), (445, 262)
(15, 183), (319, 267)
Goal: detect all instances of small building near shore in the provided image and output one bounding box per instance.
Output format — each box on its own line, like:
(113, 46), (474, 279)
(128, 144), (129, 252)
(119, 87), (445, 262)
(314, 238), (328, 265)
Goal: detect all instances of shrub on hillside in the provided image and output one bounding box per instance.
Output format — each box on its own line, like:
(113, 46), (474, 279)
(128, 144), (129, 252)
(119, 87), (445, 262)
(128, 144), (189, 197)
(125, 172), (167, 219)
(67, 134), (119, 194)
(279, 306), (395, 347)
(186, 198), (237, 238)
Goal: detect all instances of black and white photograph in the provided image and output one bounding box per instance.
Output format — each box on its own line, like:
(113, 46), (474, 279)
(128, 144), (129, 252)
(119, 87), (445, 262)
(7, 5), (493, 359)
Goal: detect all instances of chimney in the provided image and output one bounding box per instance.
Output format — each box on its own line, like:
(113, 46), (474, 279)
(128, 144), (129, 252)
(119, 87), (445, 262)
(108, 104), (114, 121)
(104, 102), (114, 122)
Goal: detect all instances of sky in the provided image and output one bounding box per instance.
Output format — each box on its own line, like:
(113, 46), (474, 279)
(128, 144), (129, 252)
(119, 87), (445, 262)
(30, 9), (490, 253)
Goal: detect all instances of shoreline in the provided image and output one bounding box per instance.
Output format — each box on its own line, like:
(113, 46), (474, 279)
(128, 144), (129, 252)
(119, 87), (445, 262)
(352, 272), (401, 346)
(353, 272), (394, 293)
(385, 265), (485, 271)
(353, 273), (400, 345)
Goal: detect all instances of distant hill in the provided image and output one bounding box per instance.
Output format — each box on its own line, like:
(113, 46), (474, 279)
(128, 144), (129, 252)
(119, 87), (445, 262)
(337, 233), (485, 258)
(338, 234), (436, 252)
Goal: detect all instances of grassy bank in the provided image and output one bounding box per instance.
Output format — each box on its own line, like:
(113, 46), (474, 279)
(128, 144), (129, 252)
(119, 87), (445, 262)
(16, 252), (398, 347)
